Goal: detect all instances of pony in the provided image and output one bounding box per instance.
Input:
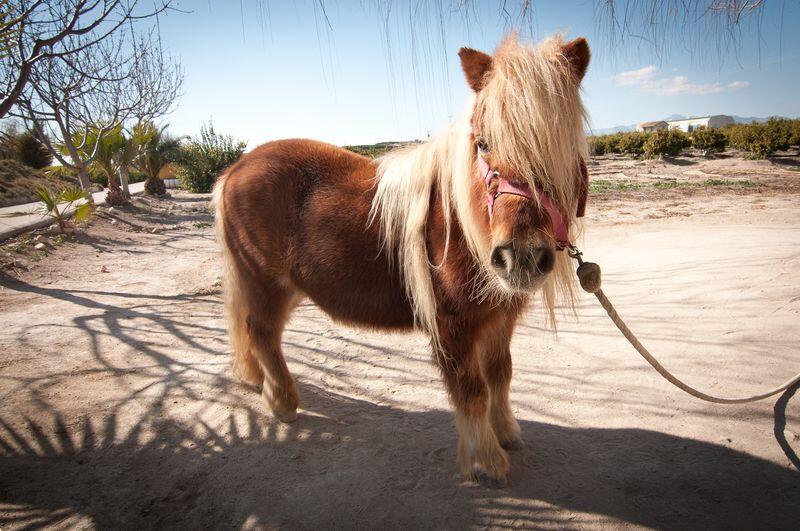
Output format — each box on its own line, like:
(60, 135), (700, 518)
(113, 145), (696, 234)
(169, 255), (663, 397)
(213, 34), (591, 487)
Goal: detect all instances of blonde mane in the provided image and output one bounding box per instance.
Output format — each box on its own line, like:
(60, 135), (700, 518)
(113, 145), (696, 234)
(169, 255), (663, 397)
(369, 34), (588, 346)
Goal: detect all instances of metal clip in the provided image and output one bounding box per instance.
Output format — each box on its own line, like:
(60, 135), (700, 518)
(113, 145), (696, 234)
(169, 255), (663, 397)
(567, 244), (584, 265)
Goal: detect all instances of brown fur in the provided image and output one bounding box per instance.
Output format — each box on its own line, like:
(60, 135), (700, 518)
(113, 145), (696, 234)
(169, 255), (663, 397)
(214, 35), (590, 484)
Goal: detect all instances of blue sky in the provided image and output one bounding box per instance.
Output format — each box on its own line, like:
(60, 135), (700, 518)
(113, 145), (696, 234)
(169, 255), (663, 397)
(157, 1), (800, 147)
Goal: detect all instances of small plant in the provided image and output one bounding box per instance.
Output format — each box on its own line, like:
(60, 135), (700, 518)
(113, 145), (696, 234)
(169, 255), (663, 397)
(36, 186), (94, 233)
(588, 179), (644, 193)
(702, 178), (757, 187)
(176, 122), (246, 193)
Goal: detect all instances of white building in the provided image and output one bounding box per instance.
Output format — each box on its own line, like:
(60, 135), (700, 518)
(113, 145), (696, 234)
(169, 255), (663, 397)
(666, 115), (734, 133)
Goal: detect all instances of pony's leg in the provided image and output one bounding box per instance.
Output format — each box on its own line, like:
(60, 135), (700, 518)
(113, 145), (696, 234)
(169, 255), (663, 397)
(245, 282), (302, 423)
(480, 331), (524, 451)
(437, 325), (509, 487)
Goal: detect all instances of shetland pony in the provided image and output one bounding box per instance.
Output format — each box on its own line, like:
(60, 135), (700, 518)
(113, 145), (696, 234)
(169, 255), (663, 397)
(213, 34), (591, 487)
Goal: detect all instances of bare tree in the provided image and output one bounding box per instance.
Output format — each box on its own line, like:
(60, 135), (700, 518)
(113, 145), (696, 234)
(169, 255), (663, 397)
(0, 0), (174, 120)
(11, 30), (183, 201)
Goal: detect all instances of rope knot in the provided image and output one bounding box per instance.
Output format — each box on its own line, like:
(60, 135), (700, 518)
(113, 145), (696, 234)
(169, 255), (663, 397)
(576, 262), (602, 293)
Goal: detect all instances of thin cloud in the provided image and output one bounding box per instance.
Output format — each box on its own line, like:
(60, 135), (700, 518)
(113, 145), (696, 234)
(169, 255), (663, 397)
(612, 66), (751, 96)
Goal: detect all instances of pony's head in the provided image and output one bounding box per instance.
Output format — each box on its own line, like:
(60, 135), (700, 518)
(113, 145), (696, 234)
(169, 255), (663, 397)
(456, 35), (590, 298)
(371, 34), (591, 342)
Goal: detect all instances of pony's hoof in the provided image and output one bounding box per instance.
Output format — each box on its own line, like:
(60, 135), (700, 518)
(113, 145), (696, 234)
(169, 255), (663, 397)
(500, 436), (525, 451)
(475, 471), (508, 489)
(274, 409), (298, 423)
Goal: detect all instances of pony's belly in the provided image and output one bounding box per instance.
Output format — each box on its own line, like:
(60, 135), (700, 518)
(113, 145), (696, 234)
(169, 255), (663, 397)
(290, 248), (416, 331)
(305, 287), (416, 331)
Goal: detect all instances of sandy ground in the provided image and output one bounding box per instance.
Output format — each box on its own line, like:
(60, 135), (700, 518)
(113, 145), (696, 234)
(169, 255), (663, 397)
(0, 157), (799, 529)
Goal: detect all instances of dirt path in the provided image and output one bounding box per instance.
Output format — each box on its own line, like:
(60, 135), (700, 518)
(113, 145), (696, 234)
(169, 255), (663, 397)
(0, 190), (798, 529)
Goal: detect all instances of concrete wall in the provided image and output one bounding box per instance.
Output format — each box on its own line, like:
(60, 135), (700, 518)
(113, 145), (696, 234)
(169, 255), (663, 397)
(667, 115), (733, 132)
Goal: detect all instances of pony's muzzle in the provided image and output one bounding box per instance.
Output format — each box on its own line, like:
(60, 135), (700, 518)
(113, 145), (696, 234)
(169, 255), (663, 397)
(490, 243), (554, 286)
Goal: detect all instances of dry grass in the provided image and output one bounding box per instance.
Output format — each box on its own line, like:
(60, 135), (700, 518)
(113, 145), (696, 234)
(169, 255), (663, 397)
(0, 159), (78, 207)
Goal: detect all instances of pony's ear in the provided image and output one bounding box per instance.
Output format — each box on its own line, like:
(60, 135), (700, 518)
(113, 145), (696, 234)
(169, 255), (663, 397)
(458, 47), (493, 92)
(562, 37), (590, 81)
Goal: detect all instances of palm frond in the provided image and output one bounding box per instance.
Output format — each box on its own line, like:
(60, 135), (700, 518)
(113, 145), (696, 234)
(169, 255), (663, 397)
(72, 203), (94, 224)
(58, 186), (90, 204)
(35, 187), (56, 212)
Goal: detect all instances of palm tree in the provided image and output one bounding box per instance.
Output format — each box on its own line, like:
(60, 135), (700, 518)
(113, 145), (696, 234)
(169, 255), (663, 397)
(36, 186), (93, 233)
(113, 133), (139, 198)
(133, 122), (181, 196)
(71, 125), (140, 206)
(67, 125), (125, 205)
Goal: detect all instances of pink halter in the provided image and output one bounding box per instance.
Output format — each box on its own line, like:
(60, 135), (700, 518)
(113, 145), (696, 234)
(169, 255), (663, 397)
(477, 149), (571, 250)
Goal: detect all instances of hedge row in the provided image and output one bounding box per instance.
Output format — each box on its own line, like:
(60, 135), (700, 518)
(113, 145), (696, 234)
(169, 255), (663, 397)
(588, 118), (800, 159)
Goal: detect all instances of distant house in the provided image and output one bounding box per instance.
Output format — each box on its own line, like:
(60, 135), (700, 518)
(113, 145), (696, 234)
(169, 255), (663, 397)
(666, 115), (734, 133)
(636, 120), (668, 132)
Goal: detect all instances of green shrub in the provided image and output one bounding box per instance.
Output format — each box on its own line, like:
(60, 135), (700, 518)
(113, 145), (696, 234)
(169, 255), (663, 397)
(588, 131), (652, 157)
(746, 136), (778, 159)
(790, 120), (800, 148)
(604, 133), (624, 154)
(722, 121), (788, 159)
(128, 170), (147, 185)
(643, 129), (689, 158)
(176, 122), (246, 193)
(763, 118), (792, 152)
(344, 143), (396, 158)
(16, 131), (53, 169)
(617, 131), (649, 156)
(691, 127), (727, 155)
(722, 123), (752, 151)
(0, 127), (53, 169)
(588, 135), (607, 156)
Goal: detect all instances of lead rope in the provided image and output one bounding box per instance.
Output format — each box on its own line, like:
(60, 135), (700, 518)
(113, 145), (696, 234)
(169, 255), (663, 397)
(567, 244), (800, 404)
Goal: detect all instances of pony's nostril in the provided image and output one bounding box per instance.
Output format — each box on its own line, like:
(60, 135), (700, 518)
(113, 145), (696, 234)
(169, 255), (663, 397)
(491, 247), (506, 270)
(532, 246), (555, 274)
(490, 246), (514, 274)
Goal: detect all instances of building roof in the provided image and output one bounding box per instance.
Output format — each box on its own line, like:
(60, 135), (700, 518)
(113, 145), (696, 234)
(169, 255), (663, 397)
(639, 121), (667, 127)
(667, 115), (732, 123)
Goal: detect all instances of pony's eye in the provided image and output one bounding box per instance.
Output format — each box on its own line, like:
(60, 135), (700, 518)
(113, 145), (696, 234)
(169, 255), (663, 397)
(476, 137), (490, 153)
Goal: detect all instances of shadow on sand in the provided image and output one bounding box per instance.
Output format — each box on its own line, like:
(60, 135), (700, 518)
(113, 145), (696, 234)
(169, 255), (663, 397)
(1, 270), (798, 529)
(1, 380), (798, 529)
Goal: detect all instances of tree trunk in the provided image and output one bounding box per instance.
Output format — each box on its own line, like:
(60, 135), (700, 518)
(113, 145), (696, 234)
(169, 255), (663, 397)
(119, 166), (131, 197)
(105, 170), (128, 206)
(107, 170), (122, 193)
(76, 166), (95, 203)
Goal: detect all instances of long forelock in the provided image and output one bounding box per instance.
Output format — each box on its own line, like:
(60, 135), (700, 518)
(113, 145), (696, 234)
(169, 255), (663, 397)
(475, 34), (588, 326)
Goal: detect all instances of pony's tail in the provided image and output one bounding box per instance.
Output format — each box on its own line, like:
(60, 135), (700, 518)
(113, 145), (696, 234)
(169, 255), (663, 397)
(212, 172), (263, 385)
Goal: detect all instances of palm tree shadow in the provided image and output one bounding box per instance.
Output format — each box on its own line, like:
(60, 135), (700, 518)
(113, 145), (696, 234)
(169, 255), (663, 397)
(1, 382), (797, 529)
